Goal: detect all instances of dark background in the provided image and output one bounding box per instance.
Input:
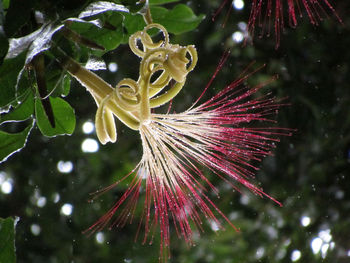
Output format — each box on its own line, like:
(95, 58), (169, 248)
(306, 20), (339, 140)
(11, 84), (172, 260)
(1, 1), (350, 262)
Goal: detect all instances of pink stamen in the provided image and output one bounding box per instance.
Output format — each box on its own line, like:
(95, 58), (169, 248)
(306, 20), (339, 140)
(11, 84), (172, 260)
(85, 59), (292, 262)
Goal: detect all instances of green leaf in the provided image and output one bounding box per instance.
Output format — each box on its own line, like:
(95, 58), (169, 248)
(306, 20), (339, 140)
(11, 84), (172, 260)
(6, 23), (63, 65)
(0, 90), (34, 125)
(35, 97), (76, 137)
(44, 62), (72, 98)
(122, 13), (145, 39)
(151, 4), (205, 34)
(68, 13), (125, 51)
(0, 121), (33, 163)
(41, 68), (70, 98)
(1, 0), (10, 10)
(0, 217), (18, 263)
(15, 68), (33, 105)
(2, 0), (10, 9)
(150, 0), (180, 5)
(62, 75), (71, 97)
(78, 1), (129, 19)
(0, 52), (26, 108)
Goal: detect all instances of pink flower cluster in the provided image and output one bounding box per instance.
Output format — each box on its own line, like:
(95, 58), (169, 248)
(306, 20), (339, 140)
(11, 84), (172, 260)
(215, 0), (341, 48)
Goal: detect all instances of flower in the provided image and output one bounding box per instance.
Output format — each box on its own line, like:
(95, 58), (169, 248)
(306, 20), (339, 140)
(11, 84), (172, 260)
(214, 0), (342, 48)
(59, 23), (290, 261)
(248, 0), (342, 48)
(84, 61), (290, 261)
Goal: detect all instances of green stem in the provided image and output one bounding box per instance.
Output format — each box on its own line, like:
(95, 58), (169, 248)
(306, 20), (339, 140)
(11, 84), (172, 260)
(144, 8), (153, 25)
(141, 0), (153, 25)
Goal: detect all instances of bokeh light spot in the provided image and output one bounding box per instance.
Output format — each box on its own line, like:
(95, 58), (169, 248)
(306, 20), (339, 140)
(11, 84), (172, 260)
(311, 229), (333, 257)
(53, 193), (60, 203)
(108, 62), (118, 72)
(300, 216), (311, 227)
(82, 121), (94, 134)
(31, 224), (41, 236)
(61, 203), (73, 216)
(238, 21), (247, 31)
(319, 229), (332, 243)
(210, 221), (219, 232)
(232, 31), (244, 43)
(233, 0), (244, 10)
(0, 171), (6, 184)
(36, 196), (47, 208)
(57, 161), (73, 173)
(240, 194), (249, 205)
(1, 180), (13, 194)
(96, 232), (105, 244)
(81, 138), (99, 153)
(256, 247), (265, 259)
(311, 237), (323, 254)
(291, 250), (301, 261)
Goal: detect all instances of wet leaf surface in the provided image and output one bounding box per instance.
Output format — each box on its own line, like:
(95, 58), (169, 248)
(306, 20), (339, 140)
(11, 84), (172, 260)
(0, 217), (18, 263)
(0, 121), (33, 163)
(151, 4), (205, 34)
(78, 1), (129, 19)
(35, 97), (75, 137)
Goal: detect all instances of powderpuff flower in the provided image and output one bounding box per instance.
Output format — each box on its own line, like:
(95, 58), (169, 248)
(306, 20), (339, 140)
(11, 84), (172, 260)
(84, 58), (290, 260)
(58, 23), (291, 261)
(248, 0), (342, 48)
(214, 0), (342, 48)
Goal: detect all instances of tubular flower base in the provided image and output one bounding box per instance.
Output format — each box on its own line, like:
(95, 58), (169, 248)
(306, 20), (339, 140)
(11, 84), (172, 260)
(214, 0), (341, 48)
(84, 65), (290, 260)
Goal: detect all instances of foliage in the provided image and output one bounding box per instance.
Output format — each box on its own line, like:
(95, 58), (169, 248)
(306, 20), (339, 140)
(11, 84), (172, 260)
(0, 217), (18, 263)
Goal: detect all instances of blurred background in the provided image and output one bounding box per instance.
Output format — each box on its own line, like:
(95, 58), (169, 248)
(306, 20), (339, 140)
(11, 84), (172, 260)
(1, 0), (350, 262)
